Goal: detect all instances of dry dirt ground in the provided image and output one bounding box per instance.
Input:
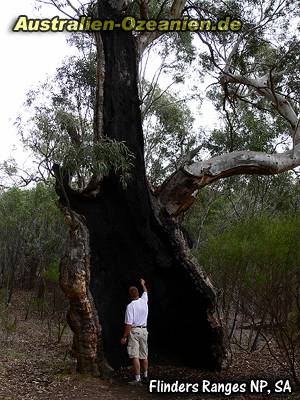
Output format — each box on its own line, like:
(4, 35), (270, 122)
(0, 291), (299, 400)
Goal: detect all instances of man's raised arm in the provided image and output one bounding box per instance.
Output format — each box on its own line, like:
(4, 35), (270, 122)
(140, 278), (147, 292)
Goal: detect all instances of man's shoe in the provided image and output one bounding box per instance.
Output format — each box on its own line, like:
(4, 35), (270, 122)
(142, 376), (149, 384)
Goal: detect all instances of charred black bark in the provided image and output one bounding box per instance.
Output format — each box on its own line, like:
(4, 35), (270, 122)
(55, 1), (225, 374)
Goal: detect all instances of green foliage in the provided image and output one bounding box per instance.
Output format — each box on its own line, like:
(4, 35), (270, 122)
(185, 173), (300, 248)
(205, 100), (290, 155)
(20, 50), (134, 189)
(42, 259), (60, 284)
(191, 197), (300, 378)
(198, 214), (300, 283)
(63, 139), (134, 188)
(143, 85), (198, 184)
(195, 0), (300, 157)
(0, 185), (66, 290)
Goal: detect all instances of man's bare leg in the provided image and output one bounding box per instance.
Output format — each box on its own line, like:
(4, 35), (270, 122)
(131, 358), (141, 381)
(141, 358), (148, 379)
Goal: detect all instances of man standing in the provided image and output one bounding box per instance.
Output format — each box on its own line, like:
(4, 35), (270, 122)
(121, 278), (148, 384)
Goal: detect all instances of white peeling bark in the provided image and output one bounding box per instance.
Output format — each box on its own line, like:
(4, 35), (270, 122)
(186, 147), (300, 177)
(158, 145), (300, 216)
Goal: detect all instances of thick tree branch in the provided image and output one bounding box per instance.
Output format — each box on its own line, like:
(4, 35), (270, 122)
(136, 0), (188, 57)
(170, 0), (186, 17)
(158, 145), (300, 216)
(177, 144), (203, 167)
(106, 0), (132, 10)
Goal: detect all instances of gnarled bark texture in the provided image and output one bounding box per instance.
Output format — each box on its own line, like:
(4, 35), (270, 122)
(59, 207), (105, 375)
(55, 1), (225, 374)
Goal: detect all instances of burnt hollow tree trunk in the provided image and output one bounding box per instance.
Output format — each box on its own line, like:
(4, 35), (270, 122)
(55, 1), (225, 375)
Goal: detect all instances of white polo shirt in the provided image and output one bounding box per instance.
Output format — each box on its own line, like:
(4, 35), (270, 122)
(125, 292), (148, 327)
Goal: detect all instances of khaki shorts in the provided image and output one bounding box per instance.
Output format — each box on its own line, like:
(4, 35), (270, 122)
(127, 327), (148, 359)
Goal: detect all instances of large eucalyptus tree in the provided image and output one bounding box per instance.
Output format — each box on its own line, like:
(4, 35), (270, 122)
(34, 0), (300, 375)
